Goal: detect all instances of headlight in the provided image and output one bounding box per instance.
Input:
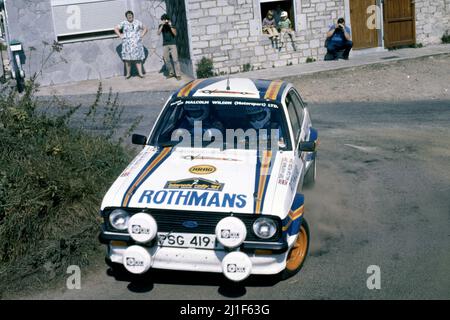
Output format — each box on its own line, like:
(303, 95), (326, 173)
(252, 218), (277, 239)
(109, 209), (130, 231)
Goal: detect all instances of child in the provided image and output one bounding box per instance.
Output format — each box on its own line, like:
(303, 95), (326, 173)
(278, 11), (297, 51)
(262, 10), (279, 48)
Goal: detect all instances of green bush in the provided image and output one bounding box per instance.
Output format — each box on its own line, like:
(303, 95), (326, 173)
(242, 63), (253, 72)
(0, 80), (137, 296)
(442, 31), (450, 44)
(196, 57), (214, 78)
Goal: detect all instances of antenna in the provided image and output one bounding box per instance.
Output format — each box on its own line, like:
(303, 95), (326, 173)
(226, 73), (231, 91)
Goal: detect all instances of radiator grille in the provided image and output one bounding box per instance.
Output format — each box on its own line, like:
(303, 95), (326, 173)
(104, 208), (282, 242)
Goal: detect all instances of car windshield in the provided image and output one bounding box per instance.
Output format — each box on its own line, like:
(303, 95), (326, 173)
(149, 98), (291, 151)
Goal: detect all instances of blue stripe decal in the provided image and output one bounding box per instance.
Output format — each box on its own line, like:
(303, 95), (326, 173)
(121, 148), (173, 207)
(253, 151), (276, 214)
(253, 79), (273, 99)
(253, 156), (262, 213)
(121, 151), (161, 206)
(282, 193), (305, 236)
(126, 148), (174, 206)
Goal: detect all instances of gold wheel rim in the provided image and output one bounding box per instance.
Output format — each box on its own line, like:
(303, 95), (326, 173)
(286, 225), (308, 271)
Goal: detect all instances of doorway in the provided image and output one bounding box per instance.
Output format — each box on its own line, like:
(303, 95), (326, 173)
(383, 0), (416, 48)
(349, 0), (379, 49)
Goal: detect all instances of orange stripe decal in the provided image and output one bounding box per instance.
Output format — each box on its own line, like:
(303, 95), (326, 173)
(177, 79), (204, 97)
(264, 80), (283, 100)
(255, 150), (272, 214)
(283, 205), (304, 231)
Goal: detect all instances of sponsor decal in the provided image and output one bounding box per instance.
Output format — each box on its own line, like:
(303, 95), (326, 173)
(277, 158), (294, 186)
(226, 264), (246, 273)
(131, 225), (150, 235)
(164, 177), (224, 191)
(120, 149), (152, 178)
(126, 257), (144, 267)
(220, 229), (241, 239)
(289, 166), (300, 192)
(189, 165), (216, 175)
(174, 99), (279, 109)
(138, 190), (247, 209)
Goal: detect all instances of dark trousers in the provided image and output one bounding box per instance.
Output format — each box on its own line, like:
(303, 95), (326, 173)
(327, 40), (353, 59)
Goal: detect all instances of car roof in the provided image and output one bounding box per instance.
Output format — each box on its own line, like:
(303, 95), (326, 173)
(172, 78), (291, 103)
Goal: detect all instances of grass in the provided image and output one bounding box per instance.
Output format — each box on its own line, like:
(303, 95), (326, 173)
(0, 77), (139, 297)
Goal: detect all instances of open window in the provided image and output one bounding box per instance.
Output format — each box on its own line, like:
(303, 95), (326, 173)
(260, 0), (296, 32)
(50, 0), (127, 43)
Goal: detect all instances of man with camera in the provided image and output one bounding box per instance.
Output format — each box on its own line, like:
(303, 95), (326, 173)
(325, 17), (353, 60)
(158, 13), (182, 80)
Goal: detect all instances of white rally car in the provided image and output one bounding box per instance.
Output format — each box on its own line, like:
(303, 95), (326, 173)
(99, 78), (318, 282)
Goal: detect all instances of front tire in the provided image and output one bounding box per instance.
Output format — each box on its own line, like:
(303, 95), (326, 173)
(105, 257), (128, 278)
(280, 218), (310, 280)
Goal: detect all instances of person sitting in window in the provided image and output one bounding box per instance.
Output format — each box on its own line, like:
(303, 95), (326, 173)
(325, 17), (353, 60)
(278, 11), (297, 52)
(262, 10), (279, 49)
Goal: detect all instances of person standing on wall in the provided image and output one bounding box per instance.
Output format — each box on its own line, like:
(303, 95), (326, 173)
(115, 10), (148, 79)
(158, 13), (182, 80)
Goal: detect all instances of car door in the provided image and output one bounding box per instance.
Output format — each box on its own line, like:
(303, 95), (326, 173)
(285, 89), (306, 192)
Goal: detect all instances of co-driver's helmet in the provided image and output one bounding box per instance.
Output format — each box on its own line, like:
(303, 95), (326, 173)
(246, 107), (271, 130)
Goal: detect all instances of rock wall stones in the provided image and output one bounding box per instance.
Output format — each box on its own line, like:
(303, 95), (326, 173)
(186, 0), (345, 76)
(415, 0), (450, 45)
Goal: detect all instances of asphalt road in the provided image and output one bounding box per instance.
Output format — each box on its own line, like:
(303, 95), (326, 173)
(30, 95), (450, 300)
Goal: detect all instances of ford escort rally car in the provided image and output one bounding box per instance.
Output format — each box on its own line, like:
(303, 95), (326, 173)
(99, 78), (318, 282)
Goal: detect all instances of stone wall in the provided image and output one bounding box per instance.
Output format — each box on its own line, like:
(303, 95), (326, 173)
(186, 0), (345, 76)
(5, 0), (167, 85)
(416, 0), (450, 45)
(5, 0), (448, 85)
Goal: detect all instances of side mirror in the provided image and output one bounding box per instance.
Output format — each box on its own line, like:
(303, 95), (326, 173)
(299, 141), (316, 152)
(132, 134), (147, 146)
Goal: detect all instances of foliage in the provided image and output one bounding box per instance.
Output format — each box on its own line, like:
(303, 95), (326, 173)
(196, 57), (214, 78)
(0, 77), (137, 296)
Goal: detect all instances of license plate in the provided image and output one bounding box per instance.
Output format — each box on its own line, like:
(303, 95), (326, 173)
(157, 233), (216, 249)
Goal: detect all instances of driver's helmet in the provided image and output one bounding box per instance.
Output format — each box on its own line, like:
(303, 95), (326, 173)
(184, 104), (209, 125)
(246, 107), (271, 129)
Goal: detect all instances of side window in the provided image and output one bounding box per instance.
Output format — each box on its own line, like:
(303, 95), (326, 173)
(285, 92), (301, 145)
(260, 0), (297, 33)
(289, 90), (304, 126)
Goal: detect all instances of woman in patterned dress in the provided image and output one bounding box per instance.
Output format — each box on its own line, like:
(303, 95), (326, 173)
(114, 11), (148, 78)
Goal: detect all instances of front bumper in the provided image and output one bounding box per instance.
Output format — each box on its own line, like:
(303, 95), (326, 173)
(99, 225), (289, 253)
(107, 242), (289, 275)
